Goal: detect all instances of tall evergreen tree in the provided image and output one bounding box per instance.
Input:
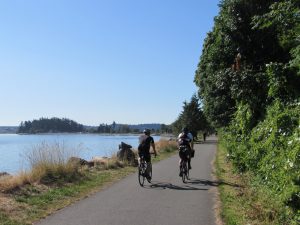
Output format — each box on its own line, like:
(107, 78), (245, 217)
(172, 94), (207, 138)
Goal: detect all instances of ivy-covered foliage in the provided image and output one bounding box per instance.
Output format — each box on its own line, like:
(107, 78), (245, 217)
(195, 0), (300, 223)
(222, 101), (300, 222)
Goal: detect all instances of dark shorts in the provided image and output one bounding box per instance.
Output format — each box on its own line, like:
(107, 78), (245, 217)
(178, 145), (191, 161)
(138, 152), (151, 163)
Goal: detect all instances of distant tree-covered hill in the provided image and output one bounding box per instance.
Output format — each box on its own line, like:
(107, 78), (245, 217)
(16, 119), (171, 134)
(0, 126), (18, 134)
(96, 122), (172, 134)
(17, 117), (84, 134)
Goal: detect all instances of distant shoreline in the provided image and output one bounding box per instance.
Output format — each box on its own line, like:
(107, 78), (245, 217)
(1, 132), (174, 137)
(0, 126), (18, 134)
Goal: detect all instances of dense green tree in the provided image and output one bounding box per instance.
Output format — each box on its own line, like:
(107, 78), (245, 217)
(117, 124), (131, 133)
(97, 123), (111, 133)
(18, 117), (84, 133)
(111, 121), (117, 133)
(172, 94), (208, 138)
(160, 124), (172, 134)
(194, 0), (300, 221)
(252, 0), (300, 101)
(194, 0), (289, 127)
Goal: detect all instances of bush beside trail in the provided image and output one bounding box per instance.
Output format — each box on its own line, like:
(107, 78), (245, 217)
(222, 100), (300, 224)
(193, 1), (300, 223)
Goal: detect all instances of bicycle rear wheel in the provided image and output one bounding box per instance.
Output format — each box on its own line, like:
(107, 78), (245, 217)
(138, 165), (145, 186)
(181, 162), (187, 183)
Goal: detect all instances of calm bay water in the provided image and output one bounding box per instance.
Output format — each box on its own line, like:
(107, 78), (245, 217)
(0, 133), (160, 174)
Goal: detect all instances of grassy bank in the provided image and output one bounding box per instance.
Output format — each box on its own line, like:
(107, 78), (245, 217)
(216, 140), (296, 225)
(0, 140), (178, 225)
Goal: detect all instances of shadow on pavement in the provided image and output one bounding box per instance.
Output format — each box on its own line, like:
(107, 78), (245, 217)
(198, 140), (218, 145)
(143, 178), (242, 190)
(186, 178), (242, 188)
(142, 181), (209, 191)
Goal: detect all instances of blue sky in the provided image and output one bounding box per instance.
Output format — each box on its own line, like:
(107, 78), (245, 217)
(0, 0), (220, 126)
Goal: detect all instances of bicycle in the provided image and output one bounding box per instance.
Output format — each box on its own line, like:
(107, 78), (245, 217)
(179, 145), (190, 183)
(138, 153), (155, 187)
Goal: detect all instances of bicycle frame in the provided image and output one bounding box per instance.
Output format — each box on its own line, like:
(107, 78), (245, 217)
(179, 145), (190, 183)
(138, 155), (152, 186)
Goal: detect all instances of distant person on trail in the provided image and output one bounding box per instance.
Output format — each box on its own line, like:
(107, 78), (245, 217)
(203, 132), (207, 142)
(177, 127), (194, 176)
(138, 129), (157, 180)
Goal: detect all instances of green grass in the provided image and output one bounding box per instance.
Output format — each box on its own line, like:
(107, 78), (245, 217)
(215, 142), (247, 225)
(0, 212), (25, 225)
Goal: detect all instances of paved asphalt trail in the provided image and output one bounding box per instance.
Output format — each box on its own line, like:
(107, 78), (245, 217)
(35, 136), (218, 225)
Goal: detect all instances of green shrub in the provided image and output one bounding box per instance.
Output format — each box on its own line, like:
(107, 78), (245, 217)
(222, 100), (300, 224)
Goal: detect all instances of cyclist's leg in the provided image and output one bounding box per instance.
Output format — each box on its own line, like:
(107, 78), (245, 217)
(179, 151), (184, 176)
(187, 147), (192, 169)
(138, 150), (143, 165)
(144, 154), (151, 178)
(179, 150), (185, 164)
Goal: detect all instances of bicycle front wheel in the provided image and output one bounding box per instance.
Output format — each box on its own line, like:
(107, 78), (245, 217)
(186, 167), (190, 180)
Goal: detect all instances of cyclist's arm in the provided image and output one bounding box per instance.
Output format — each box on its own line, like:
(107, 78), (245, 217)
(151, 142), (157, 156)
(149, 137), (157, 156)
(188, 133), (194, 149)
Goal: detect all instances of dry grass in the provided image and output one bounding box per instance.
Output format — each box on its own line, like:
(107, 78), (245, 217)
(0, 172), (32, 192)
(0, 139), (178, 193)
(156, 139), (177, 152)
(24, 142), (80, 167)
(94, 154), (126, 169)
(0, 142), (82, 192)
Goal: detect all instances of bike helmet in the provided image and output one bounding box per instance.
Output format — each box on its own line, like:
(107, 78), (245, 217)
(143, 129), (150, 135)
(182, 127), (188, 133)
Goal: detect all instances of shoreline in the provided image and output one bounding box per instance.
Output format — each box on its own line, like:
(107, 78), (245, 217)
(2, 132), (174, 136)
(0, 134), (172, 175)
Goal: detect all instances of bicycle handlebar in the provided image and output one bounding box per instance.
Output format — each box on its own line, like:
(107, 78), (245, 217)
(150, 152), (157, 157)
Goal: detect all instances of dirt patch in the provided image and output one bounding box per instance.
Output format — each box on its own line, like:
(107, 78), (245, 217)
(0, 195), (18, 213)
(0, 193), (28, 222)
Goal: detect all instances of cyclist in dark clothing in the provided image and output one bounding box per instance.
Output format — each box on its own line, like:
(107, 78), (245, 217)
(138, 129), (157, 179)
(177, 127), (193, 176)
